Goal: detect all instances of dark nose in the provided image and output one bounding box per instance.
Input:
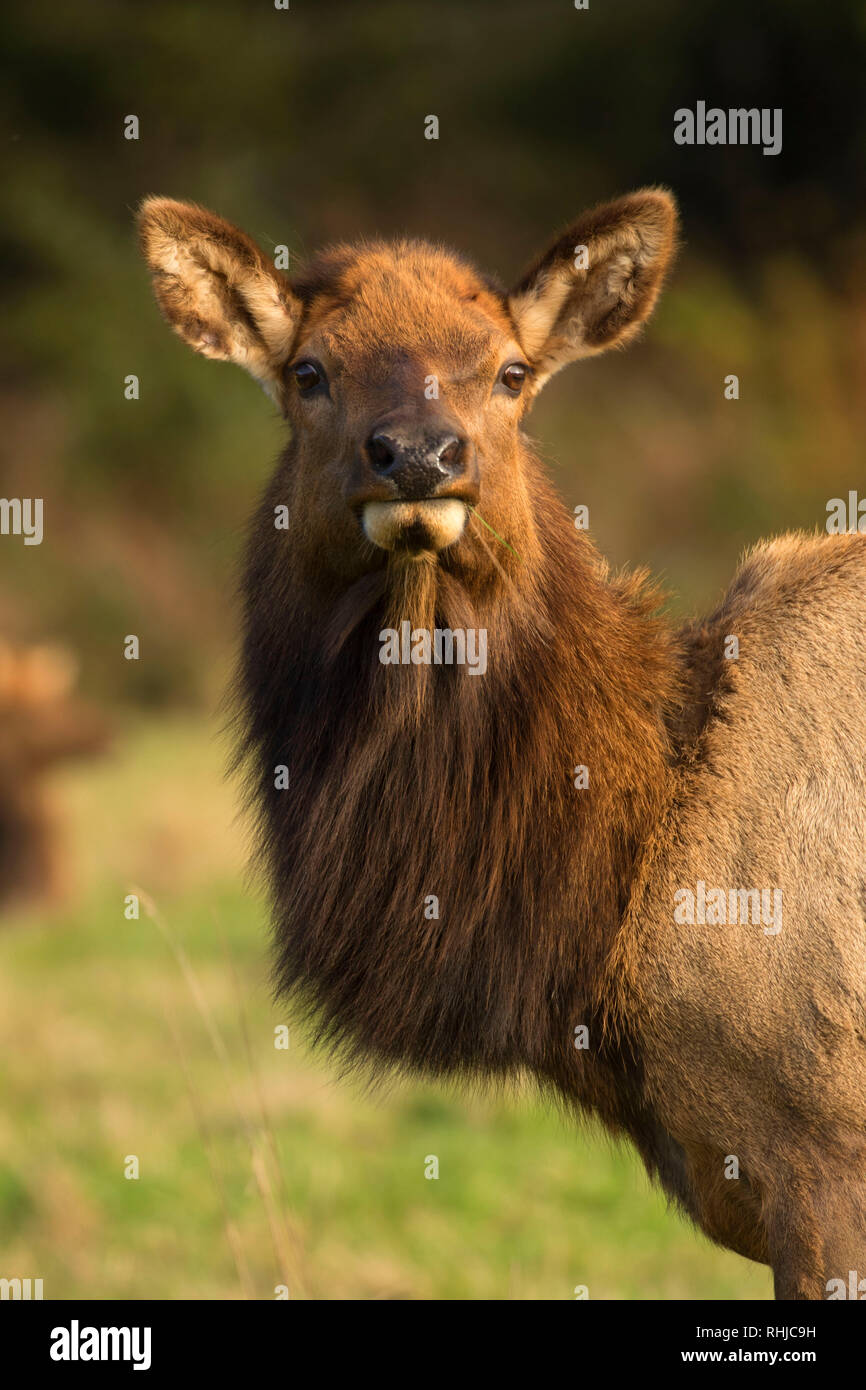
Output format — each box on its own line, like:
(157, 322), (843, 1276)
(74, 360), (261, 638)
(365, 428), (469, 500)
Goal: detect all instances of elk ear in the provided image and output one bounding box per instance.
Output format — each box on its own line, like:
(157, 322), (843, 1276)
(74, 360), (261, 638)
(508, 189), (678, 386)
(138, 197), (302, 398)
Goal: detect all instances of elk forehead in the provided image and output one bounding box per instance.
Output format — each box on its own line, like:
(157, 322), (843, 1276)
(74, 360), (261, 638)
(294, 240), (517, 383)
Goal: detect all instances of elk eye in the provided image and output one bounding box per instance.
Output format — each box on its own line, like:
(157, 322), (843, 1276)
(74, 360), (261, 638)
(500, 362), (527, 394)
(293, 360), (323, 393)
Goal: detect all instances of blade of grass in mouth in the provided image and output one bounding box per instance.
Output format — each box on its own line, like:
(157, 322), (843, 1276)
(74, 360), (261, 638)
(468, 506), (521, 561)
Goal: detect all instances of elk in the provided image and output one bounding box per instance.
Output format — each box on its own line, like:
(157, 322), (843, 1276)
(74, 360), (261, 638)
(139, 189), (866, 1300)
(0, 640), (108, 908)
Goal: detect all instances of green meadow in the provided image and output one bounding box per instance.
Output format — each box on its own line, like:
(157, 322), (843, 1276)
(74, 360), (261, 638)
(0, 716), (772, 1300)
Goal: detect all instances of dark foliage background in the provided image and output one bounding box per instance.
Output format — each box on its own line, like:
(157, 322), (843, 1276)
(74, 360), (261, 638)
(1, 0), (863, 705)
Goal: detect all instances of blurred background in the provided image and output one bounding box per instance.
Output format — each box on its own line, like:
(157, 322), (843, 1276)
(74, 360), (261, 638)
(0, 0), (863, 1299)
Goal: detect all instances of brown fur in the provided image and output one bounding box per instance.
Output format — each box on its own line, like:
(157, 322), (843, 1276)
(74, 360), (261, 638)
(0, 642), (108, 908)
(140, 188), (866, 1299)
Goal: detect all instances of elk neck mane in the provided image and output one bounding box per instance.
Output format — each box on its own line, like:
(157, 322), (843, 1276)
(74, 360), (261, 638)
(237, 443), (683, 1084)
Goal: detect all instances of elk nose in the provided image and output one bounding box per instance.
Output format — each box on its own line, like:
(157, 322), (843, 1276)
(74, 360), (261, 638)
(365, 430), (469, 500)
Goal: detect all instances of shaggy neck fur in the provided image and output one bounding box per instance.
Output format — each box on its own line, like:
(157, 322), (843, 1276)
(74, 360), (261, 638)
(238, 448), (681, 1096)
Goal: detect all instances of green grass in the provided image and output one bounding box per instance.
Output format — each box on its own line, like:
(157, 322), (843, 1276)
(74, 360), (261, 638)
(0, 716), (772, 1299)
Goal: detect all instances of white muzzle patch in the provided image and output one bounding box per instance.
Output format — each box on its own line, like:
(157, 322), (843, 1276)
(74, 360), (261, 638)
(362, 499), (468, 552)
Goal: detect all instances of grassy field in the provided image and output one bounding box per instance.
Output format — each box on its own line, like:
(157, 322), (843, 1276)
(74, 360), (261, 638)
(0, 715), (772, 1300)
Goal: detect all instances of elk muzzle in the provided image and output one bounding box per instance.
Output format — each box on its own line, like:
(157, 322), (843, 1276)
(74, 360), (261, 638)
(354, 416), (479, 554)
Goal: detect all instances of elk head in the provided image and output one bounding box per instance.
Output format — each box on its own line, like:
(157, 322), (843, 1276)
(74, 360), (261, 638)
(138, 191), (677, 604)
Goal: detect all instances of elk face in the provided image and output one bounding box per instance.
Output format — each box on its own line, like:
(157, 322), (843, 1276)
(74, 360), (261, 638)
(139, 191), (676, 584)
(282, 242), (527, 561)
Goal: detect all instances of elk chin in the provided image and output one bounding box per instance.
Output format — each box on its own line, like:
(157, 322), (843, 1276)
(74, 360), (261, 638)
(362, 499), (468, 555)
